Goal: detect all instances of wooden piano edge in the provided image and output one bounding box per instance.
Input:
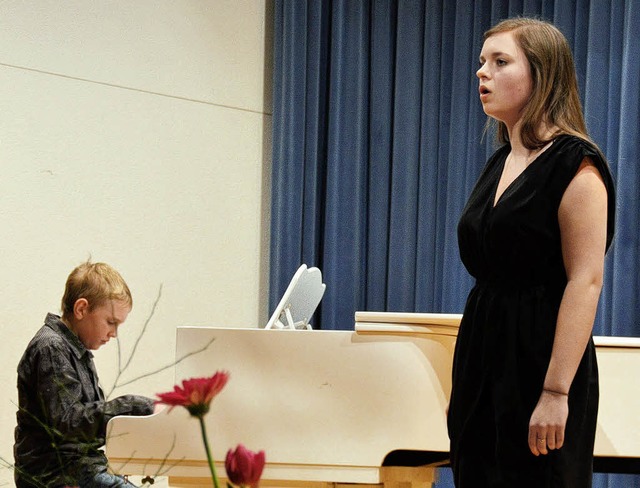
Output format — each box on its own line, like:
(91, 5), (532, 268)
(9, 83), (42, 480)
(108, 458), (446, 488)
(109, 453), (640, 486)
(380, 452), (640, 476)
(354, 323), (459, 337)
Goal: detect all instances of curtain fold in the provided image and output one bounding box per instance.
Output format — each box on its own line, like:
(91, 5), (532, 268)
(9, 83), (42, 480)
(271, 1), (640, 485)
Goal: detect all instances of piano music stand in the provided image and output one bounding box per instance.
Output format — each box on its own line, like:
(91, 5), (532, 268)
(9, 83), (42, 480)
(265, 264), (326, 330)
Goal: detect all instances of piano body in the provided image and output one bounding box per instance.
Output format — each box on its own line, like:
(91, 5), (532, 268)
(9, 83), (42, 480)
(591, 335), (640, 473)
(105, 313), (640, 486)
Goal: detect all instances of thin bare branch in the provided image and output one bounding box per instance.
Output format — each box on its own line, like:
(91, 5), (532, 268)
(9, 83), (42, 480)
(111, 337), (215, 390)
(107, 284), (163, 396)
(124, 284), (163, 371)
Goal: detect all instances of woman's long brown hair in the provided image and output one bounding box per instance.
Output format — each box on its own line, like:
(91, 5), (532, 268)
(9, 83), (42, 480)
(484, 17), (591, 150)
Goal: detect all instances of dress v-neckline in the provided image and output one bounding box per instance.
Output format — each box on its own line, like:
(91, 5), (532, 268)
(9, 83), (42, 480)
(491, 140), (556, 209)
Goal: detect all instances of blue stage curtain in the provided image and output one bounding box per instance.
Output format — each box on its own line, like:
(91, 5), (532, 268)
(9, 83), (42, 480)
(271, 1), (640, 485)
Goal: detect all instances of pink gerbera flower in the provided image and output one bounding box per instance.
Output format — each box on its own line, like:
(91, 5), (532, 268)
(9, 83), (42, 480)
(156, 371), (229, 417)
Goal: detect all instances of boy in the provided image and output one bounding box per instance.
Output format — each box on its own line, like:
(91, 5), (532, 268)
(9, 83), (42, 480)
(14, 261), (155, 487)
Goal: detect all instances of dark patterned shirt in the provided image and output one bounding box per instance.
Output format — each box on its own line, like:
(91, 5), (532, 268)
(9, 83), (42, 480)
(14, 313), (155, 488)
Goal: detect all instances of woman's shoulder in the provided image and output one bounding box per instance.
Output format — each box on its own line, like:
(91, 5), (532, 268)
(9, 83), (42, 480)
(544, 134), (612, 181)
(551, 134), (616, 249)
(552, 134), (605, 161)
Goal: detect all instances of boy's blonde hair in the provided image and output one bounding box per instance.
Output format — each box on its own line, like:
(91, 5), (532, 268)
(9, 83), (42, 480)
(61, 261), (132, 318)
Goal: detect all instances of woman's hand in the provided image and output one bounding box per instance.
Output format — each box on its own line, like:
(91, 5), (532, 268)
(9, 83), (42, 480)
(528, 390), (569, 456)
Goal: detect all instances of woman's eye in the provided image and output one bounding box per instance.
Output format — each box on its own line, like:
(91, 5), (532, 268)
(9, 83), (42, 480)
(496, 59), (507, 66)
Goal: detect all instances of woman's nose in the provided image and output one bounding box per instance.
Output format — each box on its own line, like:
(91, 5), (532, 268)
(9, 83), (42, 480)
(477, 62), (488, 79)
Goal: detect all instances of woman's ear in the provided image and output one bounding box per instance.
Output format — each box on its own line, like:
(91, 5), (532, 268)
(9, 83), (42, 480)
(73, 298), (90, 319)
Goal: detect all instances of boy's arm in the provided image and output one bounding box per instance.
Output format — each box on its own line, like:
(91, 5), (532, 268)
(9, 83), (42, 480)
(35, 344), (154, 442)
(103, 395), (156, 424)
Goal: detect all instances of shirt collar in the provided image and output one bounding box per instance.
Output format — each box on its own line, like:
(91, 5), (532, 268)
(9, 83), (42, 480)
(44, 313), (93, 360)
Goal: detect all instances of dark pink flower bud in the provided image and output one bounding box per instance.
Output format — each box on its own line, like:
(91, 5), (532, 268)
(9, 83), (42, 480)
(225, 444), (266, 488)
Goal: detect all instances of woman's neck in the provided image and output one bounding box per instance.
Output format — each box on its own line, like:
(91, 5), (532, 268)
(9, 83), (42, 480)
(507, 120), (558, 156)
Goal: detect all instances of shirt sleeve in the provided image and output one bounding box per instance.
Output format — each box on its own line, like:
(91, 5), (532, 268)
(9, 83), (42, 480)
(33, 340), (155, 443)
(103, 394), (155, 422)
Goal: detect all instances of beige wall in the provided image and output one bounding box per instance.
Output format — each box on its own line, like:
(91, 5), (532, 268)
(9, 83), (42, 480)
(0, 1), (273, 484)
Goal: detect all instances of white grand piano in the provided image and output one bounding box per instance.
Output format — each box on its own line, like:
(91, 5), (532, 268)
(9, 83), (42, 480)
(105, 313), (640, 487)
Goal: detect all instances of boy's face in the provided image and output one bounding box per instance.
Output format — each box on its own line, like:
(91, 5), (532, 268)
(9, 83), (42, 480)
(73, 299), (130, 350)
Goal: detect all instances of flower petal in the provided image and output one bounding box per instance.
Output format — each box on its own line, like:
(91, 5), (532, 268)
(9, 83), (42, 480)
(155, 371), (230, 417)
(225, 444), (265, 487)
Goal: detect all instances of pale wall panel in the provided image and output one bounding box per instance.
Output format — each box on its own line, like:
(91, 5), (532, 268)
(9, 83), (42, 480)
(0, 0), (270, 113)
(0, 1), (272, 484)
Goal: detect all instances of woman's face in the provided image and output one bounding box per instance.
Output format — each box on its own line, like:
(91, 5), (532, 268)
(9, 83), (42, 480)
(477, 31), (533, 128)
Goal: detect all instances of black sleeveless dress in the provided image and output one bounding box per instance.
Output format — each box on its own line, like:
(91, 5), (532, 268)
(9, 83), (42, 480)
(447, 135), (616, 487)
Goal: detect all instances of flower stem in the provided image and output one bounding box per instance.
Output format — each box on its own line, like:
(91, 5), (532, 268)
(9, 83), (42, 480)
(198, 415), (220, 488)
